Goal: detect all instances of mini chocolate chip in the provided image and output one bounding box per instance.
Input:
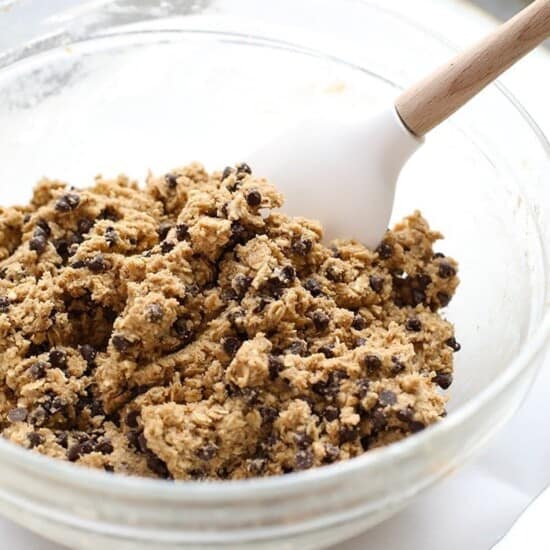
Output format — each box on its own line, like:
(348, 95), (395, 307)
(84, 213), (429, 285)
(70, 260), (86, 269)
(233, 273), (252, 297)
(29, 407), (47, 427)
(222, 166), (233, 180)
(434, 372), (453, 390)
(222, 336), (241, 357)
(79, 344), (97, 367)
(438, 262), (456, 278)
(160, 240), (175, 254)
(246, 189), (262, 207)
(146, 303), (164, 323)
(28, 432), (44, 449)
(396, 406), (414, 423)
(165, 173), (178, 188)
(369, 275), (384, 293)
(376, 242), (393, 259)
(295, 449), (313, 470)
(56, 432), (69, 448)
(391, 355), (405, 373)
(125, 411), (140, 429)
(360, 435), (372, 451)
(0, 296), (10, 313)
(259, 406), (278, 423)
(323, 444), (340, 463)
(268, 355), (284, 379)
(323, 406), (339, 422)
(112, 334), (132, 352)
(174, 223), (189, 241)
(197, 443), (218, 461)
(371, 409), (387, 430)
(437, 292), (451, 307)
(105, 226), (118, 247)
(36, 219), (51, 236)
(304, 278), (322, 297)
(339, 425), (359, 444)
(318, 345), (334, 358)
(280, 265), (296, 283)
(87, 253), (108, 273)
(378, 390), (397, 406)
(325, 264), (344, 282)
(49, 349), (67, 369)
(406, 318), (422, 332)
(364, 354), (381, 372)
(312, 310), (330, 331)
(357, 379), (370, 398)
(96, 438), (114, 454)
(411, 288), (426, 306)
(77, 218), (94, 234)
(445, 337), (461, 352)
(29, 361), (47, 379)
(99, 207), (118, 222)
(157, 222), (172, 241)
(291, 237), (313, 256)
(285, 340), (307, 356)
(55, 193), (80, 212)
(8, 407), (28, 423)
(236, 162), (252, 175)
(146, 454), (171, 478)
(352, 314), (366, 330)
(295, 432), (313, 450)
(29, 234), (47, 253)
(173, 317), (193, 340)
(433, 252), (445, 259)
(67, 443), (82, 462)
(410, 420), (425, 433)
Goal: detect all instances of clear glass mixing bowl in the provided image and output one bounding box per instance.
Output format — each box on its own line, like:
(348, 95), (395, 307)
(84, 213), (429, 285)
(0, 1), (548, 548)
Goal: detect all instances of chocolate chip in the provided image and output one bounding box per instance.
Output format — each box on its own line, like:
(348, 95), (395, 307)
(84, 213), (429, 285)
(55, 193), (80, 212)
(77, 218), (94, 234)
(160, 240), (175, 254)
(36, 219), (51, 237)
(406, 318), (422, 332)
(378, 390), (397, 406)
(112, 334), (132, 352)
(438, 262), (456, 278)
(391, 355), (405, 374)
(325, 264), (344, 283)
(352, 314), (366, 330)
(222, 166), (233, 180)
(145, 303), (164, 323)
(49, 349), (67, 369)
(339, 425), (359, 444)
(28, 407), (47, 427)
(433, 252), (445, 259)
(295, 449), (313, 470)
(102, 226), (117, 248)
(368, 275), (384, 293)
(146, 454), (171, 478)
(433, 372), (453, 390)
(323, 444), (340, 463)
(67, 442), (85, 462)
(410, 420), (425, 433)
(29, 234), (47, 253)
(291, 237), (313, 256)
(29, 361), (47, 379)
(79, 344), (97, 367)
(157, 222), (172, 241)
(357, 379), (370, 398)
(222, 336), (241, 357)
(0, 296), (10, 313)
(304, 278), (322, 297)
(173, 317), (193, 342)
(236, 162), (252, 175)
(437, 292), (451, 307)
(259, 406), (278, 423)
(323, 406), (339, 422)
(70, 260), (86, 269)
(165, 173), (178, 188)
(364, 354), (381, 372)
(246, 189), (262, 207)
(312, 310), (330, 331)
(280, 265), (296, 283)
(268, 355), (284, 380)
(285, 340), (307, 356)
(233, 274), (252, 297)
(123, 412), (139, 430)
(28, 432), (44, 449)
(396, 406), (414, 423)
(87, 253), (108, 273)
(371, 409), (387, 430)
(417, 274), (432, 289)
(197, 443), (218, 461)
(8, 407), (28, 423)
(318, 344), (334, 358)
(175, 223), (189, 241)
(221, 287), (238, 302)
(375, 242), (393, 259)
(411, 288), (426, 306)
(295, 432), (312, 449)
(445, 337), (461, 352)
(360, 435), (372, 451)
(96, 438), (114, 454)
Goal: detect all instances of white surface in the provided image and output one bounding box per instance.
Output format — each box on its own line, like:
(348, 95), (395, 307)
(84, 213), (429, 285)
(0, 0), (549, 549)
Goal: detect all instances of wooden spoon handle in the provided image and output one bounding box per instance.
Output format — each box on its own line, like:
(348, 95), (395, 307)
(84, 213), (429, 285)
(395, 0), (550, 137)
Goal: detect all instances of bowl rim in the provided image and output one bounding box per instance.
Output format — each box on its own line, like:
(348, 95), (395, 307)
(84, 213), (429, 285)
(0, 2), (549, 502)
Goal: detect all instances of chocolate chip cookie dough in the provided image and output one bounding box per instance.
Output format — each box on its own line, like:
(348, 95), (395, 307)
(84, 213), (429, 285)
(0, 163), (459, 480)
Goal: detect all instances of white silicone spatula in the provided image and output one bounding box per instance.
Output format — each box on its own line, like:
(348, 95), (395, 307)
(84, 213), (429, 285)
(249, 0), (550, 248)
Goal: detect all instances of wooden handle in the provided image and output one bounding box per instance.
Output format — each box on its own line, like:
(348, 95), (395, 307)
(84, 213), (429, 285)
(395, 0), (550, 137)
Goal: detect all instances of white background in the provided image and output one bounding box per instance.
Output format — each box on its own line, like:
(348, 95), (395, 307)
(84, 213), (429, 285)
(1, 0), (549, 548)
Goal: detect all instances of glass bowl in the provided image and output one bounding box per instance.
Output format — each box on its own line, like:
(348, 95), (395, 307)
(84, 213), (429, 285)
(0, 1), (548, 548)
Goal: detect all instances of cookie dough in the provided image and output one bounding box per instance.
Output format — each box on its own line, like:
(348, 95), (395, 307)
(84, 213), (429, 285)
(0, 163), (459, 480)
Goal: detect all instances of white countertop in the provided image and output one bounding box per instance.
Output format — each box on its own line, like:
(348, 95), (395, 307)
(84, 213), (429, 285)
(1, 1), (549, 548)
